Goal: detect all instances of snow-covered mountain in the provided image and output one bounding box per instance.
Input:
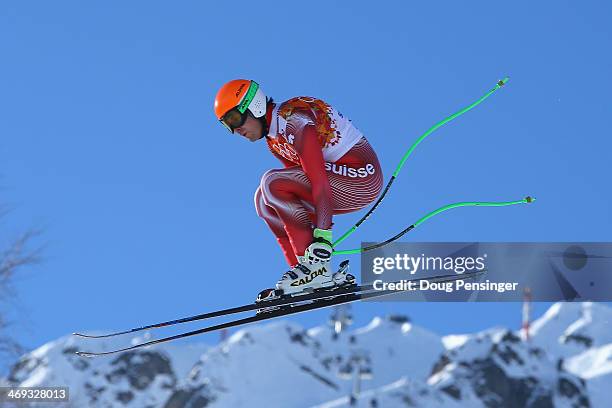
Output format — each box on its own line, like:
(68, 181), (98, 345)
(3, 332), (208, 408)
(3, 303), (610, 407)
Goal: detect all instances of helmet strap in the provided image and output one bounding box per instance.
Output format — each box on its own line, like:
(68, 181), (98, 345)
(260, 99), (275, 138)
(258, 115), (268, 139)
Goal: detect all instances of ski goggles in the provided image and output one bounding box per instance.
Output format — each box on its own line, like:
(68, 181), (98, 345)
(219, 81), (260, 133)
(220, 107), (249, 132)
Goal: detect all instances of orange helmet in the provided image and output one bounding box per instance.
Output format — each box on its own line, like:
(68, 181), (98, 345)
(214, 79), (267, 132)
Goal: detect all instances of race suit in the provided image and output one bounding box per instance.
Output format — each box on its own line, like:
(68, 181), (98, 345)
(255, 96), (383, 266)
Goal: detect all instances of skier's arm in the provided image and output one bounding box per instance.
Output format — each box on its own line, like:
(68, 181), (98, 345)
(293, 124), (333, 230)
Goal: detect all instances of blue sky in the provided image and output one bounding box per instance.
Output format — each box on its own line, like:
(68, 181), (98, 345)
(1, 0), (611, 366)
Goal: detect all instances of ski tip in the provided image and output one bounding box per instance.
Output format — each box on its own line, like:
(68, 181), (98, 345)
(498, 77), (510, 86)
(73, 330), (132, 338)
(525, 196), (536, 203)
(73, 332), (102, 338)
(75, 351), (96, 358)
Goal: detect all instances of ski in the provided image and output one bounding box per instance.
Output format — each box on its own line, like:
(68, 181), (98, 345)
(73, 265), (476, 339)
(75, 271), (484, 357)
(73, 261), (358, 339)
(75, 290), (393, 357)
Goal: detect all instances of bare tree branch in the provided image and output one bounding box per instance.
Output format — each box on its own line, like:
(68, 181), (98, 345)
(0, 226), (43, 366)
(0, 229), (43, 296)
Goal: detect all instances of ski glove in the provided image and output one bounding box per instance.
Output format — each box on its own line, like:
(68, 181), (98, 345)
(303, 228), (333, 265)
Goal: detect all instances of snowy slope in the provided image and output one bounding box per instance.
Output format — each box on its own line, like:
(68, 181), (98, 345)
(527, 302), (612, 408)
(173, 321), (345, 407)
(312, 377), (465, 408)
(5, 332), (208, 407)
(427, 328), (589, 407)
(313, 325), (597, 408)
(169, 315), (445, 407)
(3, 303), (612, 407)
(530, 302), (612, 357)
(308, 314), (444, 384)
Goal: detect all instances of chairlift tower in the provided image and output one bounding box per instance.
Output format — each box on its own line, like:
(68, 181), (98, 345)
(337, 349), (373, 406)
(329, 304), (353, 340)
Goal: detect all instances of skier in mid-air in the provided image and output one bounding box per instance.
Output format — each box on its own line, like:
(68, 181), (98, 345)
(214, 79), (383, 301)
(75, 79), (521, 357)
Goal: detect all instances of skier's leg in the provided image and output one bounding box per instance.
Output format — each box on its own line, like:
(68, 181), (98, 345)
(254, 187), (299, 266)
(259, 168), (315, 258)
(256, 138), (383, 298)
(260, 138), (383, 258)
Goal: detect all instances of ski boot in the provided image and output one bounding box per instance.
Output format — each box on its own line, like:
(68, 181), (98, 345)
(256, 260), (356, 312)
